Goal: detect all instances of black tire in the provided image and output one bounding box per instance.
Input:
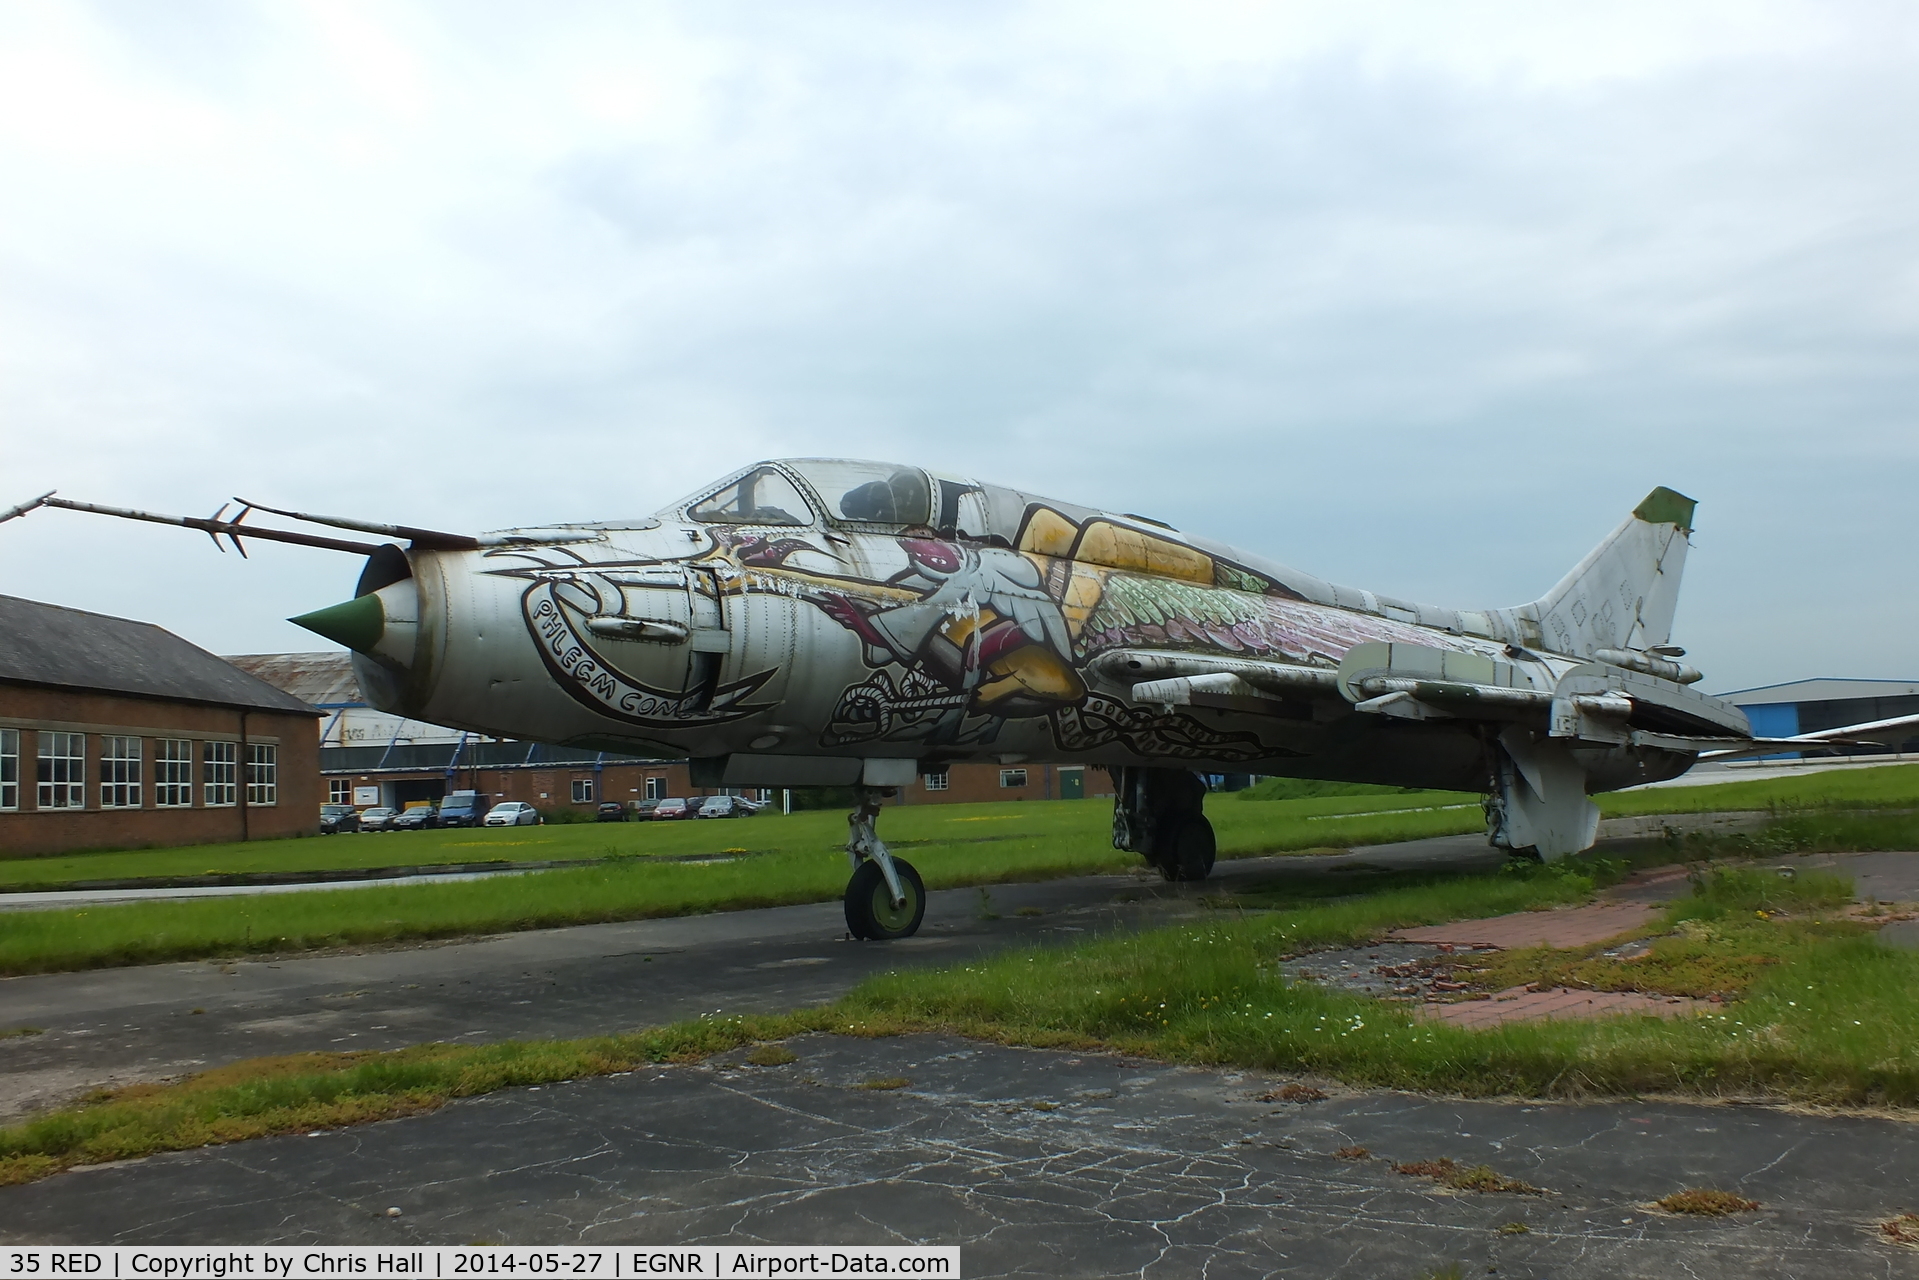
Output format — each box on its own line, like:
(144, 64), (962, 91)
(1151, 813), (1216, 882)
(844, 857), (927, 940)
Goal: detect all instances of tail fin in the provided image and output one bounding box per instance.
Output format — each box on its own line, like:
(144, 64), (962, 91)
(1521, 487), (1694, 658)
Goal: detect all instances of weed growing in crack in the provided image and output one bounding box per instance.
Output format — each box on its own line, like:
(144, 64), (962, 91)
(745, 1044), (798, 1066)
(1656, 1188), (1760, 1216)
(1393, 1158), (1542, 1195)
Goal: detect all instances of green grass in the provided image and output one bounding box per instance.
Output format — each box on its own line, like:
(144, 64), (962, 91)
(1667, 810), (1919, 858)
(1234, 777), (1452, 802)
(0, 794), (1490, 976)
(8, 760), (1910, 892)
(840, 854), (1919, 1106)
(1457, 866), (1866, 999)
(0, 792), (1480, 890)
(3, 763), (1912, 977)
(1598, 762), (1919, 816)
(0, 1012), (847, 1187)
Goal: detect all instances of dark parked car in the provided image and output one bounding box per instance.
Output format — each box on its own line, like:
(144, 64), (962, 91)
(632, 798), (662, 820)
(319, 803), (361, 834)
(652, 798), (695, 820)
(392, 805), (440, 831)
(438, 791), (489, 828)
(698, 795), (756, 818)
(358, 806), (399, 832)
(596, 801), (628, 822)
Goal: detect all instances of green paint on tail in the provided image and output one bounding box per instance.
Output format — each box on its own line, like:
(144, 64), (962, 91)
(1633, 486), (1696, 531)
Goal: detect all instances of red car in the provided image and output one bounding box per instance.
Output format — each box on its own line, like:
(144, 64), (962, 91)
(652, 797), (695, 820)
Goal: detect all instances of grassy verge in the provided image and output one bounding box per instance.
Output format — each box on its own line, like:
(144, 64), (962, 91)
(0, 794), (1483, 976)
(1666, 809), (1919, 857)
(1599, 762), (1919, 816)
(10, 760), (1912, 892)
(0, 1011), (849, 1187)
(0, 792), (1477, 889)
(842, 856), (1919, 1106)
(5, 766), (1913, 977)
(1453, 866), (1867, 999)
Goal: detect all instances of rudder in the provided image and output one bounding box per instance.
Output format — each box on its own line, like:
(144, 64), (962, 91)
(1521, 487), (1694, 658)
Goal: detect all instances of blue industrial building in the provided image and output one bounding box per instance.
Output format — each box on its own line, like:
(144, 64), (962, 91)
(1721, 678), (1919, 757)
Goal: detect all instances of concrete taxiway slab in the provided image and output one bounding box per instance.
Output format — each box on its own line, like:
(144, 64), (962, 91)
(5, 1033), (1918, 1278)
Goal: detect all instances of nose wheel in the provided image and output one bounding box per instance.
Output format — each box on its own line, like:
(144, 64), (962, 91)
(844, 786), (926, 939)
(845, 857), (926, 940)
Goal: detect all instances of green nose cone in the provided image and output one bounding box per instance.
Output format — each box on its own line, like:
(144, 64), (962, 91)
(290, 594), (385, 654)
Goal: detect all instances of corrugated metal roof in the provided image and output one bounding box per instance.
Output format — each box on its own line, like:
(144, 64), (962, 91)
(1721, 678), (1919, 706)
(0, 594), (321, 716)
(224, 652), (363, 707)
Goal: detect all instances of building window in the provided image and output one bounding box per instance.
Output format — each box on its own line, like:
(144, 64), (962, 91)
(0, 729), (17, 810)
(38, 732), (85, 809)
(998, 768), (1028, 789)
(204, 740), (237, 807)
(645, 775), (666, 800)
(0, 729), (17, 809)
(329, 779), (354, 804)
(922, 770), (949, 792)
(100, 736), (142, 809)
(246, 743), (278, 806)
(155, 739), (194, 808)
(571, 777), (594, 803)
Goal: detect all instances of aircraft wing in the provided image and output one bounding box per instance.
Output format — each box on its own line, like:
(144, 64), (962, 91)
(1100, 640), (1919, 768)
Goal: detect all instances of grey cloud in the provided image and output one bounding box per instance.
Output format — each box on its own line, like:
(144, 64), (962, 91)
(2, 3), (1914, 690)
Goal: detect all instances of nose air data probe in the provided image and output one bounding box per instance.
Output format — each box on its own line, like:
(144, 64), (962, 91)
(10, 461), (1915, 939)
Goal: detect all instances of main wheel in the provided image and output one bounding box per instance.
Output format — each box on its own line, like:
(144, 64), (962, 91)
(844, 857), (927, 940)
(1150, 813), (1216, 882)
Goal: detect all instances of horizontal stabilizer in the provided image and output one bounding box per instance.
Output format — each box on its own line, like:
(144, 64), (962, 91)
(1697, 712), (1919, 761)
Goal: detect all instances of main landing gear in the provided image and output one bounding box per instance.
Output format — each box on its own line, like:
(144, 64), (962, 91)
(844, 786), (926, 940)
(1109, 766), (1216, 881)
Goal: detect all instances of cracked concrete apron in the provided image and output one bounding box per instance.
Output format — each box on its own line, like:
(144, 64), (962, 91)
(6, 837), (1919, 1275)
(4, 1034), (1918, 1278)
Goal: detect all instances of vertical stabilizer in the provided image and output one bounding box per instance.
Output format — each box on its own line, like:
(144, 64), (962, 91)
(1522, 487), (1694, 658)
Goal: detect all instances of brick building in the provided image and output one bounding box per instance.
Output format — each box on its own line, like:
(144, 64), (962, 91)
(0, 595), (323, 857)
(227, 652), (1113, 816)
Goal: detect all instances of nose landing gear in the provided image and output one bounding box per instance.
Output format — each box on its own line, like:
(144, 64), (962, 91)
(1109, 766), (1216, 881)
(844, 786), (926, 939)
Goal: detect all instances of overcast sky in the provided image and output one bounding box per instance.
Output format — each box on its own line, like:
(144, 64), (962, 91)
(2, 0), (1914, 692)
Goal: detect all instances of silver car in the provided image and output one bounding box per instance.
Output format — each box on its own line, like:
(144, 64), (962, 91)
(483, 801), (541, 827)
(358, 806), (399, 832)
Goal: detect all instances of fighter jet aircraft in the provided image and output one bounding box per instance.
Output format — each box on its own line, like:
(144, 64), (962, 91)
(9, 460), (1914, 940)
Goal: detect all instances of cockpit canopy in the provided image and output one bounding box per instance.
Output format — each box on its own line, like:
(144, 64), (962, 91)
(684, 460), (936, 531)
(686, 466), (811, 526)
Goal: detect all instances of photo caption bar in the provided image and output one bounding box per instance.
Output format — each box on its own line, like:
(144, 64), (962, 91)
(1, 1249), (959, 1280)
